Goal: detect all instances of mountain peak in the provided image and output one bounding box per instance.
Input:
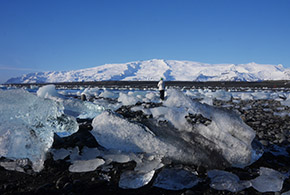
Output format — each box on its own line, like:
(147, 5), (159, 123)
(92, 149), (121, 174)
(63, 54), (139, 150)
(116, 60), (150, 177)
(5, 60), (290, 84)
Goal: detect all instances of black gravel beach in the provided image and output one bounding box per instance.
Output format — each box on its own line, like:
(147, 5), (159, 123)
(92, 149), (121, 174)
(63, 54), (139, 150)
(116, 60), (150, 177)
(1, 81), (290, 195)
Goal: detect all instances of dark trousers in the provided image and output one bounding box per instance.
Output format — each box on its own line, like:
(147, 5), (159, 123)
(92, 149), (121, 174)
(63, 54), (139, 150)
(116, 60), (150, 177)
(160, 90), (165, 100)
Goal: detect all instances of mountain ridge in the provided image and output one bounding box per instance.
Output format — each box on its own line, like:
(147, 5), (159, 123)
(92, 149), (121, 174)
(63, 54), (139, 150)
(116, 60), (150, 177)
(5, 59), (290, 83)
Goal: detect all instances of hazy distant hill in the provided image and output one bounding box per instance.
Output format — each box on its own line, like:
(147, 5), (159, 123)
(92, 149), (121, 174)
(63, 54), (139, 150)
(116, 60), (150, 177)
(6, 59), (290, 83)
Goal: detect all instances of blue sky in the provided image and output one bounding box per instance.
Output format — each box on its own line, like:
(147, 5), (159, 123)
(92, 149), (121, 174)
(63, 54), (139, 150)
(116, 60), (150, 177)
(0, 0), (290, 83)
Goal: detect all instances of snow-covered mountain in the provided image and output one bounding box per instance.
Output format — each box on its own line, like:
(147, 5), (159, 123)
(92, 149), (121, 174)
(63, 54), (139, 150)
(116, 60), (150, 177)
(5, 59), (290, 83)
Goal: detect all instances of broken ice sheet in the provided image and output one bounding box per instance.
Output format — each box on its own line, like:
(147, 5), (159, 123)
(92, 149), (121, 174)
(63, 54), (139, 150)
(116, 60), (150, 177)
(208, 169), (251, 192)
(251, 167), (286, 193)
(119, 170), (155, 189)
(153, 168), (199, 190)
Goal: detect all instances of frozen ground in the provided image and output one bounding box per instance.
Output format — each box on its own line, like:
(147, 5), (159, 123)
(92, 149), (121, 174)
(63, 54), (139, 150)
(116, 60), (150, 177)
(0, 84), (290, 194)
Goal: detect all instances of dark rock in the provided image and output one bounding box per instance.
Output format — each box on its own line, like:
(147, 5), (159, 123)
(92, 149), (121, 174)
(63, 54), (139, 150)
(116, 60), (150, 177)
(260, 140), (269, 146)
(56, 175), (69, 189)
(81, 93), (87, 101)
(34, 183), (55, 194)
(62, 182), (73, 192)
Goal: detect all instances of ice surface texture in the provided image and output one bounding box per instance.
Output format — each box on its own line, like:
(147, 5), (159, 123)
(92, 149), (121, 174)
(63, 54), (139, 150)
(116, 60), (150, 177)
(208, 167), (286, 193)
(119, 170), (155, 189)
(153, 168), (199, 190)
(251, 167), (286, 192)
(208, 170), (251, 192)
(91, 89), (257, 168)
(69, 158), (105, 172)
(0, 89), (78, 171)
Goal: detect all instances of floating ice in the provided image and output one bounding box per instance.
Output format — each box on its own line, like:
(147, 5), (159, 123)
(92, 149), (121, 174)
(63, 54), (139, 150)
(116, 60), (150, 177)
(251, 167), (286, 192)
(208, 169), (251, 192)
(153, 168), (199, 190)
(69, 158), (105, 172)
(119, 170), (155, 189)
(0, 89), (78, 171)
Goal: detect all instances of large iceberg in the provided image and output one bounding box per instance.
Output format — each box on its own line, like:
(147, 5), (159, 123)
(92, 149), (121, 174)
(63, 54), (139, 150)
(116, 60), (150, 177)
(0, 89), (78, 171)
(91, 89), (258, 168)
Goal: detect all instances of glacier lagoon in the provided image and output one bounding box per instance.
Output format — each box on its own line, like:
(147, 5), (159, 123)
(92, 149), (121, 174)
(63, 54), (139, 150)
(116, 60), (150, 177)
(0, 84), (290, 194)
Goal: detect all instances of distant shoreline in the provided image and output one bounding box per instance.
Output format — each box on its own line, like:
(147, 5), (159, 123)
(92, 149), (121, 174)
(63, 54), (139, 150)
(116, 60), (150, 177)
(4, 80), (290, 89)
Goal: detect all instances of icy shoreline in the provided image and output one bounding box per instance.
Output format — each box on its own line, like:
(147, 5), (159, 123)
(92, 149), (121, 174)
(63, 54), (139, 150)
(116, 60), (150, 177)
(0, 85), (290, 194)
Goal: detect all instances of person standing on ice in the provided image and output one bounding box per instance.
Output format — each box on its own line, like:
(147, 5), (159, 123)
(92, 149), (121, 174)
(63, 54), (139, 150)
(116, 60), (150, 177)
(157, 77), (165, 100)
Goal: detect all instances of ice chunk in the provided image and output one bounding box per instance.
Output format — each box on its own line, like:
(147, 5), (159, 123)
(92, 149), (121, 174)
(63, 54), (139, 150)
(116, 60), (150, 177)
(69, 158), (105, 172)
(37, 85), (104, 119)
(150, 106), (192, 130)
(251, 167), (286, 192)
(134, 155), (164, 173)
(51, 147), (86, 162)
(153, 168), (199, 190)
(92, 89), (257, 168)
(240, 93), (253, 100)
(281, 98), (290, 107)
(160, 89), (256, 167)
(119, 170), (155, 189)
(0, 158), (32, 173)
(51, 148), (71, 161)
(102, 154), (131, 164)
(145, 92), (158, 101)
(204, 90), (232, 101)
(93, 98), (122, 111)
(91, 111), (177, 154)
(99, 89), (119, 99)
(0, 89), (78, 172)
(62, 99), (104, 119)
(36, 84), (62, 99)
(80, 147), (101, 160)
(118, 92), (140, 105)
(208, 169), (251, 192)
(200, 96), (213, 105)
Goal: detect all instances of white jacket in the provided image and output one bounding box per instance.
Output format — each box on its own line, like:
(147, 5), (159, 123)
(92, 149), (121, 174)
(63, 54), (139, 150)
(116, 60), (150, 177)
(157, 80), (165, 90)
